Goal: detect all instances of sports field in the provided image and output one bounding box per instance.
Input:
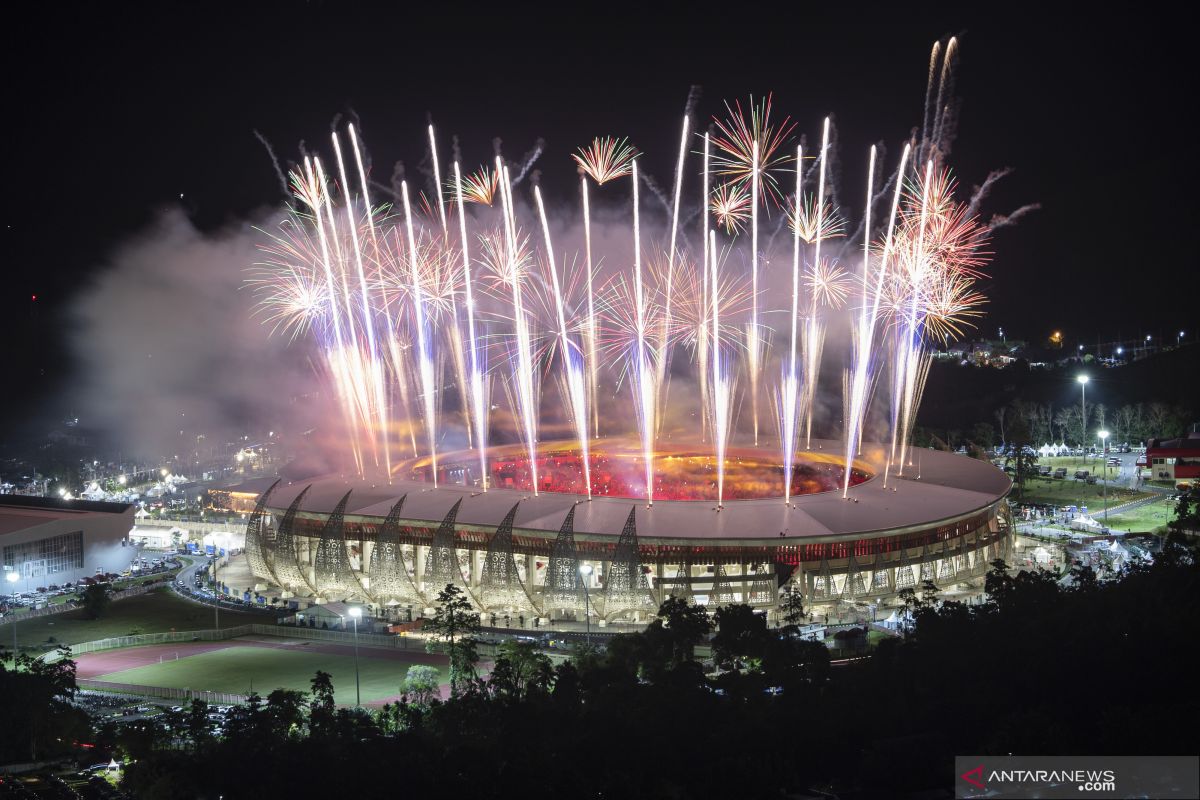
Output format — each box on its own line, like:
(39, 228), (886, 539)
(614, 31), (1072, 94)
(75, 637), (450, 706)
(8, 588), (274, 652)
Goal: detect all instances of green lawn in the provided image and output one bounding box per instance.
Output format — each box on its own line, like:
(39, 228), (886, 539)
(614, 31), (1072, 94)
(1102, 499), (1177, 534)
(1016, 477), (1151, 508)
(1040, 456), (1116, 471)
(6, 588), (274, 654)
(92, 644), (447, 705)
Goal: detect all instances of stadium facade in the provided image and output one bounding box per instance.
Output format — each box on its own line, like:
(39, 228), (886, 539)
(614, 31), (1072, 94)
(243, 440), (1012, 620)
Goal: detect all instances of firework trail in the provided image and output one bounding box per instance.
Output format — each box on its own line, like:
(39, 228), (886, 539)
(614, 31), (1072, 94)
(535, 185), (591, 499)
(427, 124), (477, 446)
(800, 117), (831, 450)
(631, 159), (657, 505)
(304, 156), (365, 474)
(893, 160), (936, 474)
(401, 181), (440, 486)
(698, 132), (711, 443)
(246, 40), (1016, 504)
(336, 128), (393, 477)
(746, 139), (763, 446)
(842, 143), (910, 496)
(656, 114), (690, 434)
(253, 129), (289, 201)
(841, 147), (876, 496)
(497, 158), (541, 494)
(709, 230), (732, 508)
(580, 177), (600, 437)
(780, 144), (803, 504)
(453, 160), (490, 490)
(427, 124), (448, 233)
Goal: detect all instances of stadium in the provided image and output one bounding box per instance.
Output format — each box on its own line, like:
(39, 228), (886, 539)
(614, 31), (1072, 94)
(239, 438), (1013, 621)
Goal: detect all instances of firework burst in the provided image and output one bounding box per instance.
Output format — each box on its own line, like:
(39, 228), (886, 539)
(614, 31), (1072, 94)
(806, 258), (852, 310)
(573, 136), (639, 185)
(710, 182), (751, 234)
(710, 95), (796, 206)
(788, 193), (846, 243)
(450, 165), (499, 206)
(248, 39), (1015, 511)
(251, 218), (331, 341)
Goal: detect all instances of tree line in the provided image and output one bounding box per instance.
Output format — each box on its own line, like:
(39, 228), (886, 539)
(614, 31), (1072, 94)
(4, 532), (1197, 798)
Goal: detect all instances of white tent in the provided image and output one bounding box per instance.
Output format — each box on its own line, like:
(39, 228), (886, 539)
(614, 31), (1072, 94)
(1070, 515), (1104, 533)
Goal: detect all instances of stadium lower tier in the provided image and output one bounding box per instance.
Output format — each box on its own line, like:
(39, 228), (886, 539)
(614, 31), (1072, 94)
(243, 468), (1012, 619)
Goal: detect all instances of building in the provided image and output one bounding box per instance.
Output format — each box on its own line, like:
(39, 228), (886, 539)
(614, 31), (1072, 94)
(237, 439), (1013, 621)
(1146, 433), (1200, 485)
(208, 476), (281, 514)
(1, 495), (138, 589)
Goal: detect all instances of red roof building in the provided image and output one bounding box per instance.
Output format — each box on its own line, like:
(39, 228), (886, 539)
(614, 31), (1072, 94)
(1146, 432), (1200, 483)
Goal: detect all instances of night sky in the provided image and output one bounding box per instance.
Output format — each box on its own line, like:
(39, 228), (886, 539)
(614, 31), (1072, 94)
(3, 3), (1195, 434)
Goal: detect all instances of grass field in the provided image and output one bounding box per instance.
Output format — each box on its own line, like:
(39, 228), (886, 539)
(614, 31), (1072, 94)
(1102, 499), (1176, 533)
(1040, 456), (1119, 471)
(1016, 477), (1151, 508)
(7, 588), (274, 653)
(91, 643), (448, 705)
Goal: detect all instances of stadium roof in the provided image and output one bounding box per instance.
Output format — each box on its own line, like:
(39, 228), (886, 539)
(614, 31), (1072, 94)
(0, 494), (135, 537)
(263, 442), (1011, 545)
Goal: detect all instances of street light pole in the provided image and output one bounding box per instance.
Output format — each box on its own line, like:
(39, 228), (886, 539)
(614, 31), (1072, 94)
(1099, 430), (1110, 525)
(1077, 375), (1089, 462)
(348, 606), (362, 707)
(213, 553), (219, 631)
(578, 564), (593, 649)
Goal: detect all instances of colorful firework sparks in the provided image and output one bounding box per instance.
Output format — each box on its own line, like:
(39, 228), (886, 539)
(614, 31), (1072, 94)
(572, 136), (639, 185)
(376, 227), (464, 323)
(250, 217), (330, 341)
(806, 258), (852, 310)
(710, 94), (796, 206)
(643, 250), (752, 347)
(710, 181), (750, 233)
(788, 193), (846, 243)
(476, 227), (535, 290)
(248, 38), (1012, 510)
(450, 165), (499, 206)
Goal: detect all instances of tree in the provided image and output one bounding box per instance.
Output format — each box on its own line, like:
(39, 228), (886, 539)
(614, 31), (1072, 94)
(423, 584), (481, 696)
(648, 596), (713, 666)
(994, 405), (1007, 445)
(81, 583), (111, 619)
(186, 699), (212, 747)
(1167, 485), (1200, 537)
(488, 640), (552, 699)
(308, 670), (336, 736)
(1004, 402), (1038, 499)
(779, 585), (806, 630)
(970, 421), (996, 452)
(400, 664), (441, 708)
(1114, 405), (1137, 444)
(711, 604), (768, 671)
(1051, 407), (1066, 443)
(264, 688), (307, 739)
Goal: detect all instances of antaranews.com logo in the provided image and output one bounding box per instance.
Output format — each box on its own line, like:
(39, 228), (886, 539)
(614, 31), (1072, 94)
(955, 755), (1197, 799)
